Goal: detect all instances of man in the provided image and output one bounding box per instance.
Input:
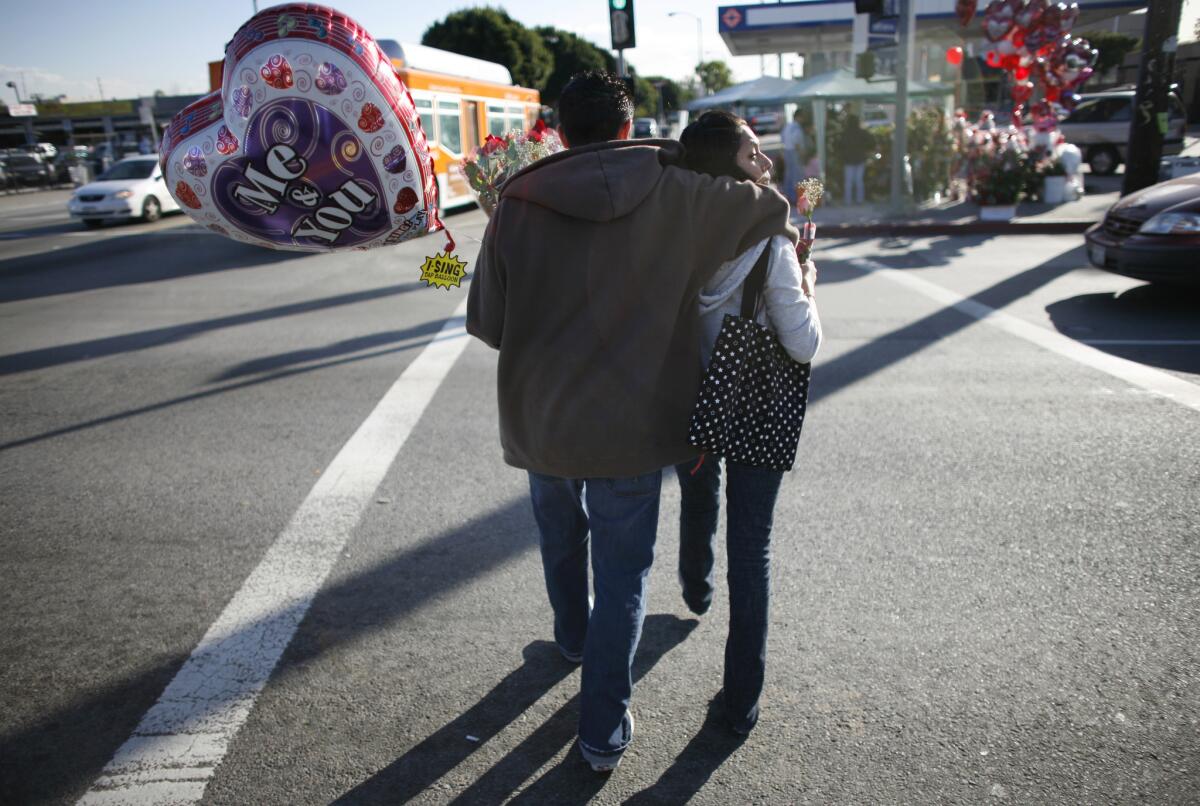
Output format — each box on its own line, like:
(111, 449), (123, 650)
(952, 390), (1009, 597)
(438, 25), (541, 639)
(466, 71), (797, 771)
(781, 109), (807, 204)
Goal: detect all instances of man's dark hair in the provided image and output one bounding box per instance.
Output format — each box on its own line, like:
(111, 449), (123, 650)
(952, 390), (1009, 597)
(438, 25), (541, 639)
(680, 110), (753, 181)
(557, 71), (634, 146)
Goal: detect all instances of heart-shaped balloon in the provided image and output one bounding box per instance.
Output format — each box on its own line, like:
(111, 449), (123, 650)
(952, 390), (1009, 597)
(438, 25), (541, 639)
(1014, 0), (1046, 32)
(160, 4), (445, 252)
(1011, 80), (1034, 105)
(983, 0), (1016, 42)
(1060, 2), (1080, 30)
(1053, 37), (1098, 87)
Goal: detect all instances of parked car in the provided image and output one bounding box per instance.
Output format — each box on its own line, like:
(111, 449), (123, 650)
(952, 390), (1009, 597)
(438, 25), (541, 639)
(66, 156), (179, 228)
(632, 117), (659, 138)
(748, 111), (782, 134)
(51, 146), (92, 185)
(1058, 89), (1187, 176)
(1084, 173), (1200, 286)
(3, 152), (53, 186)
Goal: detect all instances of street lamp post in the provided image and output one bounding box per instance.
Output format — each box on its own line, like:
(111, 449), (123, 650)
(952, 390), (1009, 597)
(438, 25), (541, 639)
(667, 11), (703, 74)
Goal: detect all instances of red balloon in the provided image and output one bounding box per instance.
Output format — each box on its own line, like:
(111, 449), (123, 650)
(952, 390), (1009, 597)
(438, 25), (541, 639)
(1012, 80), (1034, 105)
(986, 50), (1002, 68)
(1002, 54), (1021, 70)
(1014, 65), (1031, 80)
(946, 46), (964, 65)
(1045, 85), (1061, 101)
(1012, 29), (1026, 49)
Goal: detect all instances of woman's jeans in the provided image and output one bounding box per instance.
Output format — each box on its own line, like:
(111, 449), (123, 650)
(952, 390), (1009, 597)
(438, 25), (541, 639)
(527, 469), (662, 763)
(675, 457), (783, 732)
(843, 161), (866, 205)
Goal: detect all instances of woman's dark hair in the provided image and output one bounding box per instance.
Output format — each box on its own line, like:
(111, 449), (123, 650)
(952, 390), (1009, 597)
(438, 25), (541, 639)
(557, 71), (634, 146)
(679, 110), (753, 181)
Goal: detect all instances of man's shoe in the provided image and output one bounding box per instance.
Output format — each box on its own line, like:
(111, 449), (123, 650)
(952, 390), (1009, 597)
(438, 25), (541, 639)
(579, 711), (634, 772)
(558, 644), (583, 664)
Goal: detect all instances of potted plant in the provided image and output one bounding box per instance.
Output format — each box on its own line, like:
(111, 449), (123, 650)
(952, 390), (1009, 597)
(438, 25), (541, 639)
(971, 149), (1026, 220)
(1038, 158), (1069, 205)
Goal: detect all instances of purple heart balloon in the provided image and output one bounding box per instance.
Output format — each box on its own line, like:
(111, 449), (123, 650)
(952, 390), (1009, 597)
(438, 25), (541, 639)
(210, 97), (390, 249)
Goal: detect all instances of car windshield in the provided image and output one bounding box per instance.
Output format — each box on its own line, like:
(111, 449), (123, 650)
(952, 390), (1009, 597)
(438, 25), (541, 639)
(101, 161), (155, 180)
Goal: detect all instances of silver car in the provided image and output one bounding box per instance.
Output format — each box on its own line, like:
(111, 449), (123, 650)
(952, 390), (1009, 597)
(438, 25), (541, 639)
(1057, 89), (1187, 176)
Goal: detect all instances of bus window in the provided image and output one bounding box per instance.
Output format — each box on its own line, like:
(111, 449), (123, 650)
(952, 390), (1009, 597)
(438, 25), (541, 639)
(437, 99), (461, 154)
(416, 98), (435, 142)
(463, 100), (480, 154)
(487, 105), (506, 137)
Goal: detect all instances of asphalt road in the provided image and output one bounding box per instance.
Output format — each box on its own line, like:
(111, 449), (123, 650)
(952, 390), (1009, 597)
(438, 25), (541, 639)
(0, 195), (1197, 805)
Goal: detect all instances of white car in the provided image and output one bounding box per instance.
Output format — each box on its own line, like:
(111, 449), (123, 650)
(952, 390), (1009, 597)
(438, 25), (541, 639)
(67, 156), (179, 228)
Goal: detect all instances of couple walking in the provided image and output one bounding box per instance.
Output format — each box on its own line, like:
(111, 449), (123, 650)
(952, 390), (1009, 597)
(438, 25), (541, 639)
(466, 72), (822, 771)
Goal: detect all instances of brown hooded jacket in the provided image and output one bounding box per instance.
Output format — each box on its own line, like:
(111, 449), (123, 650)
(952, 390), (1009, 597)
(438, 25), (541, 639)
(466, 138), (798, 479)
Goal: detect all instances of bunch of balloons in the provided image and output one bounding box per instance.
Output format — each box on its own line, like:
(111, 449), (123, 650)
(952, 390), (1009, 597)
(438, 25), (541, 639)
(976, 0), (1099, 131)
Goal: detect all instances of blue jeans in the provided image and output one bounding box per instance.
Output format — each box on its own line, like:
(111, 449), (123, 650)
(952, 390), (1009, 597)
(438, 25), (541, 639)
(527, 469), (662, 762)
(675, 457), (782, 732)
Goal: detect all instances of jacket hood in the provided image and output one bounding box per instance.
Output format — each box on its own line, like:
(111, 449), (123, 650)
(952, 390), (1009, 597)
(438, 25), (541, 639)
(697, 238), (772, 314)
(500, 138), (683, 222)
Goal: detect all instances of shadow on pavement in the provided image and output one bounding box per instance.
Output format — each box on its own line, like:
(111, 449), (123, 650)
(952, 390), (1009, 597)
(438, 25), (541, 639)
(450, 615), (698, 806)
(623, 693), (748, 805)
(811, 245), (1084, 405)
(0, 496), (538, 805)
(0, 228), (304, 303)
(1046, 283), (1200, 375)
(211, 317), (448, 381)
(334, 615), (698, 805)
(0, 314), (460, 452)
(0, 281), (430, 376)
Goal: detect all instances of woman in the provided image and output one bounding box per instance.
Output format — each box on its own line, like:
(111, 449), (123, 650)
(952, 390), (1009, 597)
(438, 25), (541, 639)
(676, 110), (823, 735)
(840, 113), (874, 206)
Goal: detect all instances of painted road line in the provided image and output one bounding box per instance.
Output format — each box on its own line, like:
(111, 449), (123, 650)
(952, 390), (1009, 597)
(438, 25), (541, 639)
(79, 296), (472, 805)
(1080, 340), (1200, 346)
(834, 254), (1200, 414)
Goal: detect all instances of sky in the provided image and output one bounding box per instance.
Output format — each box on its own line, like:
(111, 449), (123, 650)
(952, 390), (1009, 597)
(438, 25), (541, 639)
(0, 0), (798, 104)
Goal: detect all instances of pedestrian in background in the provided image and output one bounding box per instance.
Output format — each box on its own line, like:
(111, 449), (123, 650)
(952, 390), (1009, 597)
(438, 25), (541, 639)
(466, 71), (797, 772)
(675, 110), (823, 735)
(780, 109), (806, 205)
(840, 113), (874, 206)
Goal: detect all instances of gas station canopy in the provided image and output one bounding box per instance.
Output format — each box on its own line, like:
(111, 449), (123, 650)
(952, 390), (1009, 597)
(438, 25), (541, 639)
(717, 0), (1147, 56)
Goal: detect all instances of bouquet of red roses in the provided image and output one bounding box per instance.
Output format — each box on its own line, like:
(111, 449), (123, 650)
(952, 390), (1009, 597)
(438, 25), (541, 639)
(461, 119), (563, 216)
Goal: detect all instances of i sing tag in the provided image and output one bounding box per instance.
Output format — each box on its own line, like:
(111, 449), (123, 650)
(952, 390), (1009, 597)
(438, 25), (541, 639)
(419, 252), (468, 289)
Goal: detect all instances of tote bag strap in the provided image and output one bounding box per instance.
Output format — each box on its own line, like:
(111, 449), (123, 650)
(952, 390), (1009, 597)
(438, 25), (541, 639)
(739, 241), (771, 320)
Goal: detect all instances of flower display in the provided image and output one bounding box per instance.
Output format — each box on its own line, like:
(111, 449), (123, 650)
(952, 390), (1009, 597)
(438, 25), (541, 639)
(461, 119), (564, 216)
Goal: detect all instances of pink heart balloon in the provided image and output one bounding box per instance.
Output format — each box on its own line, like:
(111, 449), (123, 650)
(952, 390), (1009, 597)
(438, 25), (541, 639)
(1014, 0), (1046, 32)
(160, 4), (445, 252)
(983, 0), (1016, 42)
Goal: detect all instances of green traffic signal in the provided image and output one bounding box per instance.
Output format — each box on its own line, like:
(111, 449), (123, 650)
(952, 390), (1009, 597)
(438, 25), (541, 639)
(611, 0), (627, 8)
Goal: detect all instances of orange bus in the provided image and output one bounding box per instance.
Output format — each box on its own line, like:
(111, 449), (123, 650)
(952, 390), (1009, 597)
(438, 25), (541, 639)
(208, 41), (541, 208)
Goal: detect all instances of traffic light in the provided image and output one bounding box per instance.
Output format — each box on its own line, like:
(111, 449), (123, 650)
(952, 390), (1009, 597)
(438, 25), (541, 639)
(609, 0), (636, 50)
(854, 0), (885, 13)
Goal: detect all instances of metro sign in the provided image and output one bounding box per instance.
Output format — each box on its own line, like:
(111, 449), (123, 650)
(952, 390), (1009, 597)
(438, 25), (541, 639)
(721, 8), (744, 29)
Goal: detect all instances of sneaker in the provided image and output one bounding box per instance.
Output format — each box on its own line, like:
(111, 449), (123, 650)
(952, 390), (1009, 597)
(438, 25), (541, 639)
(579, 711), (634, 772)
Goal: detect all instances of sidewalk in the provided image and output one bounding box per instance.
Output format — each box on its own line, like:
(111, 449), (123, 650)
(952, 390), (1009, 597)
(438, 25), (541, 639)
(802, 131), (1200, 237)
(798, 173), (1121, 237)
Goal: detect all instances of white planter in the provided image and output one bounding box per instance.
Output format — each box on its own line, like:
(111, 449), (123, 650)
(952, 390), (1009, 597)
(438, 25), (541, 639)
(978, 204), (1017, 221)
(1042, 175), (1067, 205)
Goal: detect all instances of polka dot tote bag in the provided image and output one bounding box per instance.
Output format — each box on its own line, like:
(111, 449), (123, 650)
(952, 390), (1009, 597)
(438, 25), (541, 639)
(688, 247), (811, 472)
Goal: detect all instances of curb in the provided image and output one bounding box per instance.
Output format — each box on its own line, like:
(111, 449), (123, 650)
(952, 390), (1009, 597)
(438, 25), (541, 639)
(820, 220), (1096, 237)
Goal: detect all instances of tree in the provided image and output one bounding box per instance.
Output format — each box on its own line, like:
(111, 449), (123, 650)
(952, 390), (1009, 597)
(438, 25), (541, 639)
(628, 71), (658, 118)
(1082, 31), (1140, 76)
(642, 76), (694, 114)
(422, 8), (553, 90)
(696, 60), (733, 95)
(535, 26), (616, 105)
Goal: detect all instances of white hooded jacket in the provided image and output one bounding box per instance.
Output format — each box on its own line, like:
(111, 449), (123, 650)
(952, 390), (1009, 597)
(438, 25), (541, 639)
(697, 234), (823, 366)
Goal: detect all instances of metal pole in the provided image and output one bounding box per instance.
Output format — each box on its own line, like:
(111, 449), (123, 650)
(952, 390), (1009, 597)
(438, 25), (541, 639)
(891, 0), (915, 212)
(617, 50), (626, 78)
(1122, 0), (1183, 196)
